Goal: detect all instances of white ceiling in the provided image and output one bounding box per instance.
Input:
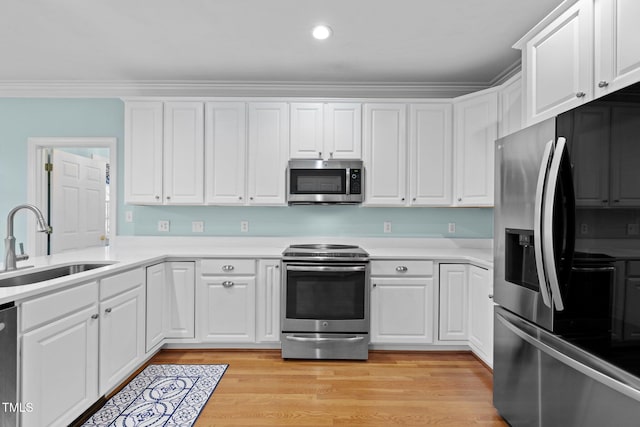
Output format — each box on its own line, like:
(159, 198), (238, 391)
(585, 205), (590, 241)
(0, 0), (565, 97)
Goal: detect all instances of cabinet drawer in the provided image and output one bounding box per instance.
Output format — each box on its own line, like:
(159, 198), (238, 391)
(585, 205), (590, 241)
(100, 268), (144, 300)
(371, 260), (433, 276)
(21, 281), (98, 332)
(627, 261), (640, 276)
(201, 259), (256, 275)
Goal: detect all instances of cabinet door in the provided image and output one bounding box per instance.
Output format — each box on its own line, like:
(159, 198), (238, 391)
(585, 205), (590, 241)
(363, 103), (407, 206)
(205, 102), (247, 205)
(290, 103), (324, 159)
(200, 276), (256, 342)
(439, 264), (468, 341)
(595, 0), (640, 96)
(165, 261), (195, 339)
(256, 260), (281, 343)
(370, 277), (434, 344)
(324, 103), (362, 159)
(498, 74), (523, 138)
(454, 90), (498, 206)
(610, 106), (640, 207)
(21, 305), (99, 427)
(247, 103), (289, 205)
(145, 263), (166, 352)
(163, 101), (204, 204)
(524, 0), (594, 125)
(99, 285), (145, 394)
(408, 103), (453, 206)
(124, 101), (163, 204)
(468, 266), (494, 367)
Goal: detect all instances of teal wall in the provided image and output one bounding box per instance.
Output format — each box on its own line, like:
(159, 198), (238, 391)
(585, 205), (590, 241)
(0, 98), (493, 244)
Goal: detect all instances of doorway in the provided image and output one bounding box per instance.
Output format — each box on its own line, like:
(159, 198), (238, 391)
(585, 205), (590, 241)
(27, 137), (118, 256)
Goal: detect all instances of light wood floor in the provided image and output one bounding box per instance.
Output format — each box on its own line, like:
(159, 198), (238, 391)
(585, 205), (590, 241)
(146, 349), (508, 426)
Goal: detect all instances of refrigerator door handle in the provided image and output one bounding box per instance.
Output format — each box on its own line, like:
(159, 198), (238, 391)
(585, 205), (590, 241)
(542, 137), (567, 311)
(496, 311), (640, 403)
(534, 139), (555, 308)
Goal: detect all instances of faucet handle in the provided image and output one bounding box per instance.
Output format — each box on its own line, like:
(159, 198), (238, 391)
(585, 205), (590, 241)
(16, 243), (29, 262)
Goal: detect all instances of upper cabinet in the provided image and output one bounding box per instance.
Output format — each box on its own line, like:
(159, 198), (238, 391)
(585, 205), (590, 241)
(290, 102), (361, 160)
(518, 0), (640, 126)
(453, 89), (498, 206)
(498, 74), (523, 138)
(124, 101), (204, 204)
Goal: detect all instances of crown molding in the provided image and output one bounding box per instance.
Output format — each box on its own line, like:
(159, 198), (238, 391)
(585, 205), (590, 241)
(0, 79), (495, 99)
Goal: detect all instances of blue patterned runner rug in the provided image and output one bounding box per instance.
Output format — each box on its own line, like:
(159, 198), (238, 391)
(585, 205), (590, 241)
(82, 364), (228, 427)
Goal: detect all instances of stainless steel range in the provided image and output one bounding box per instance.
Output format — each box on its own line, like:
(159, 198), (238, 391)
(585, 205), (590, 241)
(281, 244), (370, 360)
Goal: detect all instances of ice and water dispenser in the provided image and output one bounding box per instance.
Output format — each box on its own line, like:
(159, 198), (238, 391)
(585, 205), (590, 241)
(505, 229), (540, 292)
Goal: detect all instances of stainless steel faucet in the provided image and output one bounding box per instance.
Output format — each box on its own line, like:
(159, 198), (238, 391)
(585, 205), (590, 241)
(4, 204), (52, 272)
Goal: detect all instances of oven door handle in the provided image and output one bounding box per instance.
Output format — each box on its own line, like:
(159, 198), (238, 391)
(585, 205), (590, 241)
(285, 265), (367, 272)
(285, 335), (365, 343)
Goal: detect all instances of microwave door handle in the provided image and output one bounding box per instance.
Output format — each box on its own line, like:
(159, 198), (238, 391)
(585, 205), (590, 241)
(534, 139), (555, 308)
(542, 137), (568, 311)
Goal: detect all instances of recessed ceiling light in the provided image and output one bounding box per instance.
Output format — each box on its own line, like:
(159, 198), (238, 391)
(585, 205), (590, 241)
(312, 25), (332, 40)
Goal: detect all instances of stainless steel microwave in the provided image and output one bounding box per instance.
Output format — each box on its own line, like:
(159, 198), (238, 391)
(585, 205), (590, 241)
(287, 159), (364, 204)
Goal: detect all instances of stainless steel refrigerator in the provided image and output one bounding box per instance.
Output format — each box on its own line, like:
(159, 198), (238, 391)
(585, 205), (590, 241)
(493, 81), (640, 426)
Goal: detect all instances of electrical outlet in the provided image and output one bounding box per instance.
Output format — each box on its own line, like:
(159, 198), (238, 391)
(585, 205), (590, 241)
(580, 223), (589, 234)
(158, 220), (170, 232)
(240, 220), (249, 233)
(383, 221), (392, 233)
(192, 221), (204, 233)
(125, 211), (133, 222)
(448, 222), (456, 233)
(628, 223), (639, 235)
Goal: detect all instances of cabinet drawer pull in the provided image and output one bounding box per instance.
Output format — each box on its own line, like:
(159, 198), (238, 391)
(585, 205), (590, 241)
(576, 91), (586, 98)
(105, 308), (112, 314)
(91, 314), (99, 319)
(222, 281), (234, 288)
(222, 265), (235, 272)
(598, 81), (609, 88)
(396, 266), (408, 272)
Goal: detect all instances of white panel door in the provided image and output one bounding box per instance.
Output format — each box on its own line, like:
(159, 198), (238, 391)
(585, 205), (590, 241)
(439, 264), (468, 341)
(247, 103), (289, 205)
(256, 260), (281, 343)
(50, 149), (106, 253)
(409, 103), (453, 206)
(468, 266), (494, 367)
(290, 103), (324, 159)
(498, 74), (523, 138)
(165, 261), (195, 339)
(205, 102), (247, 205)
(124, 101), (163, 204)
(145, 263), (166, 352)
(324, 103), (362, 159)
(163, 101), (204, 204)
(200, 276), (256, 342)
(595, 0), (640, 96)
(363, 103), (407, 206)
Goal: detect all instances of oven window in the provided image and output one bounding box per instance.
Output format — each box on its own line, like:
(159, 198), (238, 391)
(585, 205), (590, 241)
(286, 270), (365, 320)
(290, 169), (346, 194)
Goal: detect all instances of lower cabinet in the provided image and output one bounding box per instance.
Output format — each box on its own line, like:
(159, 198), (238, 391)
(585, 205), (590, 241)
(198, 259), (256, 342)
(468, 265), (494, 366)
(256, 260), (281, 343)
(20, 282), (99, 427)
(370, 260), (435, 344)
(439, 264), (469, 341)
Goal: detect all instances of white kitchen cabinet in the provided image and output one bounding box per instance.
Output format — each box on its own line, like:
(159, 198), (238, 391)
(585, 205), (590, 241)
(199, 259), (257, 342)
(205, 102), (247, 205)
(124, 101), (164, 204)
(439, 264), (468, 341)
(408, 103), (453, 206)
(290, 102), (362, 160)
(124, 100), (204, 204)
(453, 89), (498, 206)
(363, 103), (407, 206)
(247, 102), (289, 205)
(20, 282), (99, 427)
(498, 74), (523, 138)
(370, 260), (434, 344)
(256, 259), (281, 343)
(145, 262), (166, 352)
(468, 265), (494, 367)
(99, 269), (145, 395)
(165, 261), (196, 338)
(594, 0), (640, 97)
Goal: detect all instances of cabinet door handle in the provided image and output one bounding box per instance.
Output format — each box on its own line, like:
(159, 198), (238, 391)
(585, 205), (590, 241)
(318, 152), (322, 159)
(488, 294), (494, 299)
(598, 81), (609, 88)
(91, 314), (99, 319)
(222, 265), (235, 272)
(576, 91), (586, 98)
(155, 195), (160, 200)
(373, 283), (377, 288)
(166, 196), (171, 201)
(222, 281), (234, 288)
(396, 266), (408, 272)
(105, 308), (112, 314)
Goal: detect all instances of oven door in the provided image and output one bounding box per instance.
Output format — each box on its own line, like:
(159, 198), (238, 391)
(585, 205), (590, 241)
(282, 263), (369, 333)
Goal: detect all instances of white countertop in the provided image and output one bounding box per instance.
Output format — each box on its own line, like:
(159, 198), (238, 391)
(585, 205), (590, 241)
(0, 236), (493, 305)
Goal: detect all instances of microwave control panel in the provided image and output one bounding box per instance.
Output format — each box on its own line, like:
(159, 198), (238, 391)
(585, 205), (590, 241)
(350, 169), (362, 194)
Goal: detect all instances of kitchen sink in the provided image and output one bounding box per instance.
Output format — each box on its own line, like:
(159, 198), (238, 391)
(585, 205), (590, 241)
(0, 262), (116, 288)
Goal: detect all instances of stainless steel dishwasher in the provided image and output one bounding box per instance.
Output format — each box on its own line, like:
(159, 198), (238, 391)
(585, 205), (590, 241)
(0, 303), (17, 427)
